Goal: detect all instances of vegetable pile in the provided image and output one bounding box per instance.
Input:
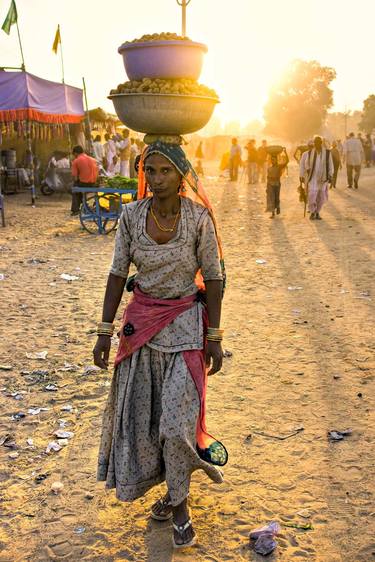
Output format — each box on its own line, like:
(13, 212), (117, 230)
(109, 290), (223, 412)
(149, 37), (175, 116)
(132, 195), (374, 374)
(104, 176), (138, 190)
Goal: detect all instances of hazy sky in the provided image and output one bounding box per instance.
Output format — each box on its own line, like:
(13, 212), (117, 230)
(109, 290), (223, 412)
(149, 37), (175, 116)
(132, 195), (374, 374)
(0, 0), (373, 125)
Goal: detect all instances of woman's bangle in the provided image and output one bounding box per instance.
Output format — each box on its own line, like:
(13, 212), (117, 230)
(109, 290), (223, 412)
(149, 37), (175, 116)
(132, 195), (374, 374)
(97, 322), (114, 336)
(206, 334), (223, 342)
(207, 327), (224, 336)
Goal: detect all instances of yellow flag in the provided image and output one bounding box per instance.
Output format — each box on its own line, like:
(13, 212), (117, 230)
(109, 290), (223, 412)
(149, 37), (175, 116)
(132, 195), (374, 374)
(52, 24), (61, 54)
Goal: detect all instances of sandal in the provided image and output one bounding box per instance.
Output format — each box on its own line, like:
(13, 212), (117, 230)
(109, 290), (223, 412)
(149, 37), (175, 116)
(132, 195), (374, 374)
(172, 518), (197, 549)
(150, 496), (173, 521)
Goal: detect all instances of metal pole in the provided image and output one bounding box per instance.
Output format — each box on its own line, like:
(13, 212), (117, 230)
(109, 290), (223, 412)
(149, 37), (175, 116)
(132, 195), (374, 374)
(59, 25), (65, 84)
(26, 122), (36, 207)
(82, 77), (94, 155)
(176, 0), (191, 37)
(182, 0), (186, 36)
(15, 20), (26, 70)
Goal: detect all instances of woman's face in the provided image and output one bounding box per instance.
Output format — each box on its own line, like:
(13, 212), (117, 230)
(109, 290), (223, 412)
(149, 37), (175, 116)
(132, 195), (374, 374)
(145, 153), (181, 199)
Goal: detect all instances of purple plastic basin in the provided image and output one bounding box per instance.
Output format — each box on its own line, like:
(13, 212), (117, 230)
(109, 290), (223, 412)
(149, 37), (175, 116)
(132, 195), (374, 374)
(118, 40), (208, 81)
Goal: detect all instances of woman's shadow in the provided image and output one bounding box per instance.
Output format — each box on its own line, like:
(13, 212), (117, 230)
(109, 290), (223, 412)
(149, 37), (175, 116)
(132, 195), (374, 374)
(145, 519), (174, 562)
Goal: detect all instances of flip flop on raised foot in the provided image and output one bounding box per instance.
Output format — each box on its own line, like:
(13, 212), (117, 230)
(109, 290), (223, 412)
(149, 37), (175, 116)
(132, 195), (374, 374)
(172, 518), (197, 549)
(150, 495), (173, 521)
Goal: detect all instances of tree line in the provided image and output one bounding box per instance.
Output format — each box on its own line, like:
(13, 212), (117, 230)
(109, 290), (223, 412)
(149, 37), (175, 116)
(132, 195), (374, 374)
(263, 59), (375, 142)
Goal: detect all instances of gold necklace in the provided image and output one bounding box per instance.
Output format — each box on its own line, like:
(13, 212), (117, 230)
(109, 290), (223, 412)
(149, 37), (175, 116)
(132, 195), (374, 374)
(150, 205), (180, 233)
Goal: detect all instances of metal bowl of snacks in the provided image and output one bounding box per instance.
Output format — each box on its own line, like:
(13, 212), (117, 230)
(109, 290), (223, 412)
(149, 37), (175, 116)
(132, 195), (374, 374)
(109, 93), (219, 135)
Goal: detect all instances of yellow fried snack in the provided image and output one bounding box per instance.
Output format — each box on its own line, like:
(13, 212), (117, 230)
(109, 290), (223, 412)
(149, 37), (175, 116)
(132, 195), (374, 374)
(110, 78), (218, 98)
(124, 32), (192, 44)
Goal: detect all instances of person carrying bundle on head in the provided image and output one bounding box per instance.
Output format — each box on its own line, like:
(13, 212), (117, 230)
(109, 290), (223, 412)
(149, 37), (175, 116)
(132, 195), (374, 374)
(265, 147), (289, 219)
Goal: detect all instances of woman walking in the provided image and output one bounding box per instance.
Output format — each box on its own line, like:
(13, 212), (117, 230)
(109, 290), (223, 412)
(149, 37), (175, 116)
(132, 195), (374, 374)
(94, 140), (227, 549)
(265, 149), (289, 218)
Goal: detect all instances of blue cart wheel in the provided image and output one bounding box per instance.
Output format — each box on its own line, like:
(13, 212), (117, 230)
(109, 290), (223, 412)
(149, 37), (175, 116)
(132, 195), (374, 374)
(79, 194), (119, 235)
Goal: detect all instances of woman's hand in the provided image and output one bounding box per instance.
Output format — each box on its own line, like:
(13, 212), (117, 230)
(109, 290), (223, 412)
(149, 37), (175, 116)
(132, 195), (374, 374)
(205, 341), (223, 376)
(93, 335), (111, 370)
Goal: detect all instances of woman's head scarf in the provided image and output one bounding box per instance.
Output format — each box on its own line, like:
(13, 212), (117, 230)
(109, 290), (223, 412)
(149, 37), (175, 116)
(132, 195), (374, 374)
(137, 140), (225, 290)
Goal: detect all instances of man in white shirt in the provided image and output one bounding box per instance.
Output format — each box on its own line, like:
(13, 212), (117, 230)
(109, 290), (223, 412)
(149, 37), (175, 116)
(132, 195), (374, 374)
(342, 132), (364, 189)
(92, 135), (104, 164)
(119, 129), (130, 177)
(300, 135), (333, 220)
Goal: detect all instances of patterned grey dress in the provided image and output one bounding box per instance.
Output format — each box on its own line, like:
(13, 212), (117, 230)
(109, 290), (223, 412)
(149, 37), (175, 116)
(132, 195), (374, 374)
(97, 196), (224, 506)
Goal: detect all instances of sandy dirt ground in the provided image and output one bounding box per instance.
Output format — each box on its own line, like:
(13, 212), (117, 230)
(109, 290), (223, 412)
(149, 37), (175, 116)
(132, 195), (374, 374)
(0, 162), (374, 562)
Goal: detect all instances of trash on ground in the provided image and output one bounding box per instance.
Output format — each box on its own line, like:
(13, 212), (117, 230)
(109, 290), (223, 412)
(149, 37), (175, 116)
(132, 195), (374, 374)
(11, 412), (26, 421)
(8, 452), (19, 460)
(44, 384), (58, 392)
(288, 286), (303, 291)
(51, 481), (64, 495)
(74, 526), (86, 534)
(82, 365), (101, 376)
(0, 365), (12, 371)
(249, 521), (280, 556)
(60, 273), (79, 282)
(61, 404), (73, 412)
(328, 429), (352, 441)
(27, 258), (47, 265)
(46, 441), (62, 454)
(26, 351), (48, 360)
(0, 434), (16, 448)
(28, 407), (50, 415)
(297, 509), (312, 518)
(0, 274), (5, 281)
(254, 426), (304, 440)
(35, 473), (49, 483)
(8, 391), (25, 400)
(26, 438), (34, 446)
(223, 350), (233, 358)
(58, 363), (79, 372)
(284, 522), (313, 530)
(255, 259), (267, 265)
(55, 430), (74, 439)
(26, 369), (50, 378)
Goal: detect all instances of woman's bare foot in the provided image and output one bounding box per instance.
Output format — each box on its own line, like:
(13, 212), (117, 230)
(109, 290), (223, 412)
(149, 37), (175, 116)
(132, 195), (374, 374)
(172, 498), (196, 547)
(150, 491), (173, 521)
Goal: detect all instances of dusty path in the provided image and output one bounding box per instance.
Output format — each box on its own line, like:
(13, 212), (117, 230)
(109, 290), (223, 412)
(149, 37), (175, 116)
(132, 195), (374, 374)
(0, 163), (374, 562)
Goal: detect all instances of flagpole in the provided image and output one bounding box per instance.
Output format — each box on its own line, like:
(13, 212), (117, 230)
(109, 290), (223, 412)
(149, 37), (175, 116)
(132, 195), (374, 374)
(82, 77), (94, 155)
(15, 11), (25, 70)
(59, 25), (65, 83)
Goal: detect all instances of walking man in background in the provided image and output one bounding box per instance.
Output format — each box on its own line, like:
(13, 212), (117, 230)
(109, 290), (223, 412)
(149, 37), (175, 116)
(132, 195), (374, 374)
(257, 140), (268, 183)
(300, 135), (333, 220)
(342, 132), (364, 189)
(330, 141), (341, 188)
(245, 139), (258, 184)
(229, 138), (242, 181)
(71, 146), (98, 215)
